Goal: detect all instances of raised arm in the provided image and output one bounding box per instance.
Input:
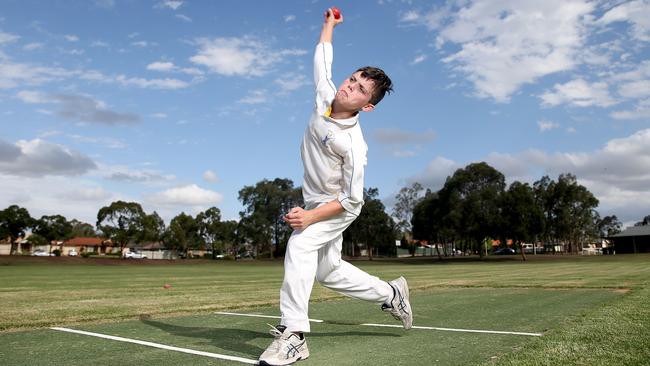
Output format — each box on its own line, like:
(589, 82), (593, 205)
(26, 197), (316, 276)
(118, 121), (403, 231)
(314, 8), (344, 114)
(319, 8), (343, 44)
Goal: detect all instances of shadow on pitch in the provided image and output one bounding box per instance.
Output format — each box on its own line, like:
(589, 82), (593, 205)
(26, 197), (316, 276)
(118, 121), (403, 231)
(139, 315), (399, 357)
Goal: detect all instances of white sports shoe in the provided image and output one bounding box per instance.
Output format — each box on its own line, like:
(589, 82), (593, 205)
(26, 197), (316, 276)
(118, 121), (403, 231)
(259, 324), (309, 366)
(382, 276), (413, 330)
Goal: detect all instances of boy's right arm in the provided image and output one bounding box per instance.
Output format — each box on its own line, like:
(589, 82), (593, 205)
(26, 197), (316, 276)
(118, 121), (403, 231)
(319, 8), (343, 44)
(314, 9), (343, 113)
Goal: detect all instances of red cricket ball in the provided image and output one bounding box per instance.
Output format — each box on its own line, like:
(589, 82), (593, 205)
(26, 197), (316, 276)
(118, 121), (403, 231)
(326, 6), (341, 20)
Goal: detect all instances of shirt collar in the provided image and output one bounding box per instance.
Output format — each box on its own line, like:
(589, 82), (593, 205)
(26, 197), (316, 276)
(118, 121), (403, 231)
(324, 106), (359, 127)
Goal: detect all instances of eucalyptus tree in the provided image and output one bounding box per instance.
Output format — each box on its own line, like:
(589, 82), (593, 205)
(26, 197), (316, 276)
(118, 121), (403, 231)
(96, 201), (146, 254)
(0, 205), (34, 255)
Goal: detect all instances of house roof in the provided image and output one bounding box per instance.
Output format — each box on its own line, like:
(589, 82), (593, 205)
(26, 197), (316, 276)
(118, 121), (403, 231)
(64, 237), (105, 246)
(610, 225), (650, 238)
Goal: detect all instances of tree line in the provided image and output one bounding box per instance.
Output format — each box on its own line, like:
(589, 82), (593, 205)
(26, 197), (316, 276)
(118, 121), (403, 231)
(0, 177), (395, 259)
(2, 162), (647, 259)
(410, 162), (627, 259)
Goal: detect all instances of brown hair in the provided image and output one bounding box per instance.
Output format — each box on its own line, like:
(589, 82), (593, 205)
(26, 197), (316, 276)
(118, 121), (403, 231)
(356, 66), (393, 105)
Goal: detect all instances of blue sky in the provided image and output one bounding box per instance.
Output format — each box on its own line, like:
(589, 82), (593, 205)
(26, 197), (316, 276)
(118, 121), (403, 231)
(1, 0), (649, 228)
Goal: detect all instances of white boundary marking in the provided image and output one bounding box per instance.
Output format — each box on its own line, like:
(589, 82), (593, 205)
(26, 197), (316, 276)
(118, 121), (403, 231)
(51, 327), (258, 365)
(214, 312), (543, 337)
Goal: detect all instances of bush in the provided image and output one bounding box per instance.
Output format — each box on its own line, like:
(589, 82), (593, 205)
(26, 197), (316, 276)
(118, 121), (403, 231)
(81, 252), (91, 258)
(52, 249), (61, 257)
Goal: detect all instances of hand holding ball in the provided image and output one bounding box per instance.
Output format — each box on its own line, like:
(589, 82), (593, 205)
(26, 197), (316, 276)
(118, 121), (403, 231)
(325, 6), (342, 20)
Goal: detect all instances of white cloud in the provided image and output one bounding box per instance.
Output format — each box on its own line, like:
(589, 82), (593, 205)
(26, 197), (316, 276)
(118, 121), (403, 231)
(410, 54), (427, 65)
(91, 40), (109, 48)
(67, 134), (127, 149)
(537, 119), (560, 132)
(284, 15), (296, 22)
(147, 61), (175, 72)
(131, 41), (149, 48)
(0, 60), (72, 89)
(598, 0), (650, 42)
(0, 174), (119, 224)
(238, 89), (268, 104)
(175, 14), (192, 22)
(617, 80), (650, 99)
(151, 112), (168, 118)
(190, 36), (307, 77)
(203, 170), (219, 183)
(410, 156), (459, 190)
(0, 138), (97, 177)
(610, 99), (650, 120)
(62, 187), (112, 201)
(64, 34), (79, 42)
(404, 1), (595, 102)
(23, 42), (43, 51)
(115, 75), (190, 89)
(274, 74), (308, 94)
(0, 31), (19, 44)
(156, 0), (184, 10)
(146, 184), (223, 206)
(22, 93), (140, 125)
(104, 167), (175, 183)
(16, 90), (51, 104)
(540, 78), (617, 107)
(393, 150), (417, 158)
(146, 61), (203, 76)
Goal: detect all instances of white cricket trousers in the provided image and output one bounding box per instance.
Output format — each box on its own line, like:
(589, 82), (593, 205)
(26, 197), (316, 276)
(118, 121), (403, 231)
(280, 207), (393, 332)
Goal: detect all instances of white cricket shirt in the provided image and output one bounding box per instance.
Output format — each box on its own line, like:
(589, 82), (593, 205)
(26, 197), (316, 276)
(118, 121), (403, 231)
(300, 42), (367, 216)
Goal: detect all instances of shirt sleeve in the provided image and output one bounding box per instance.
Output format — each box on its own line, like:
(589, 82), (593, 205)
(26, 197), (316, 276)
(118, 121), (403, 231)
(335, 134), (367, 216)
(313, 42), (337, 115)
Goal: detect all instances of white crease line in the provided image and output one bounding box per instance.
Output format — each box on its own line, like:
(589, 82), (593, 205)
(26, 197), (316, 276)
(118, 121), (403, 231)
(51, 327), (258, 365)
(214, 311), (324, 323)
(214, 312), (542, 337)
(361, 323), (543, 337)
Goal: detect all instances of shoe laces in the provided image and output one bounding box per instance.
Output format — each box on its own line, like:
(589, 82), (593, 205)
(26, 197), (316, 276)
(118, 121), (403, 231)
(267, 323), (285, 338)
(382, 304), (402, 321)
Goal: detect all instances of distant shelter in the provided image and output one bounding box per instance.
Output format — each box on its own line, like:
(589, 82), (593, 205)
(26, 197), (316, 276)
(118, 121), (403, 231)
(608, 226), (650, 254)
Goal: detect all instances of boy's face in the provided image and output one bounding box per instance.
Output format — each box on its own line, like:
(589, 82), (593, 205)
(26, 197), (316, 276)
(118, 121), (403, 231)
(335, 71), (376, 113)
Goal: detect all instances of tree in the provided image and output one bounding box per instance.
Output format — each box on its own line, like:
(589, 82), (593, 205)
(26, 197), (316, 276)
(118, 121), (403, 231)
(439, 162), (505, 257)
(196, 207), (222, 258)
(0, 205), (34, 255)
(96, 201), (146, 254)
(166, 212), (200, 257)
(219, 220), (239, 256)
(392, 182), (424, 237)
(634, 214), (650, 226)
(69, 219), (97, 237)
(344, 188), (397, 259)
(533, 176), (554, 252)
(33, 215), (73, 244)
(238, 178), (303, 258)
(597, 215), (622, 237)
(550, 174), (599, 253)
(138, 211), (165, 243)
(499, 181), (544, 261)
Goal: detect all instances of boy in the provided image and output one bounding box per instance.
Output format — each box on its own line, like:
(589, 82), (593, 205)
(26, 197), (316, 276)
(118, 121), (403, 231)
(259, 8), (412, 366)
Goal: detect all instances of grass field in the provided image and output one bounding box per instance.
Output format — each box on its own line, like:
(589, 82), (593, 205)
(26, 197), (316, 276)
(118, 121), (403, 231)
(1, 254), (649, 365)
